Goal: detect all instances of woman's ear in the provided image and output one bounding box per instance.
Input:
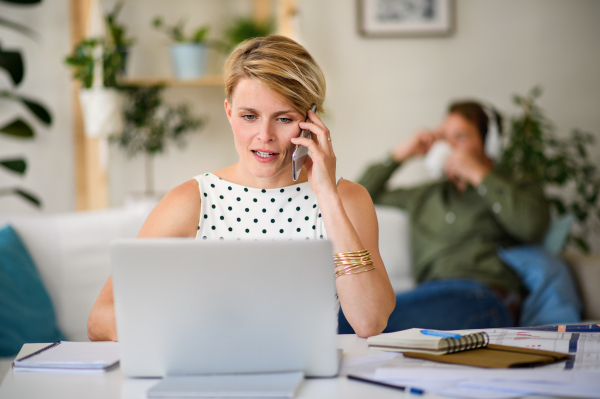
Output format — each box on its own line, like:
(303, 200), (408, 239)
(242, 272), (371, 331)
(224, 98), (233, 121)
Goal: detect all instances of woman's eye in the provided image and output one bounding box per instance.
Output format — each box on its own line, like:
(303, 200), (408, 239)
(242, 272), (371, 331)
(242, 114), (256, 121)
(278, 118), (292, 123)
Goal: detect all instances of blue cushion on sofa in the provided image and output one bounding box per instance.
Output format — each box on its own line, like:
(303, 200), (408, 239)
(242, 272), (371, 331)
(497, 245), (582, 327)
(0, 224), (64, 356)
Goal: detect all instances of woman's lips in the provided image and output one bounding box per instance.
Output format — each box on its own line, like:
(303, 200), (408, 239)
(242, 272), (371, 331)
(252, 150), (279, 163)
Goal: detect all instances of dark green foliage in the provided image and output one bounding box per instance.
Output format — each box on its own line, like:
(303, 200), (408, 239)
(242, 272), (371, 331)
(152, 17), (210, 43)
(0, 158), (26, 174)
(111, 86), (205, 157)
(0, 91), (52, 125)
(0, 0), (46, 208)
(0, 118), (34, 138)
(0, 43), (24, 85)
(0, 0), (41, 4)
(105, 2), (135, 48)
(64, 38), (125, 89)
(217, 17), (274, 53)
(498, 87), (600, 252)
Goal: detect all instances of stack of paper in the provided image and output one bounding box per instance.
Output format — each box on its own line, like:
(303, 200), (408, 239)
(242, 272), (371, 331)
(344, 324), (600, 399)
(13, 341), (120, 372)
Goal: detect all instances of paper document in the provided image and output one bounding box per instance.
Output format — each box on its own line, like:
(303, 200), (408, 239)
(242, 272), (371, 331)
(13, 341), (120, 372)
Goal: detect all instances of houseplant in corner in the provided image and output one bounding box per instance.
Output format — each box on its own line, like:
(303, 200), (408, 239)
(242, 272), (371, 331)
(498, 86), (600, 253)
(111, 86), (205, 201)
(0, 0), (52, 208)
(152, 17), (211, 80)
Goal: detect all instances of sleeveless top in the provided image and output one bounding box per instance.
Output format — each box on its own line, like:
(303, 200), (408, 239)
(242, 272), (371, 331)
(194, 173), (329, 241)
(193, 173), (340, 317)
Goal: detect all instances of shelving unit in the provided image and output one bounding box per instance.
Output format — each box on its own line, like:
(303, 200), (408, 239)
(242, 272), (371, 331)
(70, 0), (297, 210)
(119, 75), (224, 87)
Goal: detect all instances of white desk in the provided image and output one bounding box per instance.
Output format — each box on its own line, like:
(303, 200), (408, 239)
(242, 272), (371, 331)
(0, 335), (449, 399)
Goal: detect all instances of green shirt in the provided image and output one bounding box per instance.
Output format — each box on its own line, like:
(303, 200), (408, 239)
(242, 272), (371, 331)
(358, 158), (550, 293)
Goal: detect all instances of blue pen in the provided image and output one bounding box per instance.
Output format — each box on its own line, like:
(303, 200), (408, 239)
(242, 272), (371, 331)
(420, 329), (461, 339)
(348, 374), (424, 395)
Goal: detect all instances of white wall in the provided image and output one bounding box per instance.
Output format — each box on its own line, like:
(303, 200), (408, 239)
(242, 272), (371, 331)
(2, 0), (599, 250)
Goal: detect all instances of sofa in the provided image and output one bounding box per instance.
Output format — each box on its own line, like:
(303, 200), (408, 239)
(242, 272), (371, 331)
(1, 204), (599, 379)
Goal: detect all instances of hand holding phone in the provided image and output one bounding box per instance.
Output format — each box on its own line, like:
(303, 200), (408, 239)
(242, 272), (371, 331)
(291, 104), (317, 181)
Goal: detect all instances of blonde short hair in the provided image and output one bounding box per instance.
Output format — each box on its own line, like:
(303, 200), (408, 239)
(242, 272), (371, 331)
(224, 35), (326, 115)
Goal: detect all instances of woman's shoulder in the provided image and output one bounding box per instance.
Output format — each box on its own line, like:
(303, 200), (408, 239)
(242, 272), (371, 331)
(137, 179), (200, 238)
(337, 179), (373, 206)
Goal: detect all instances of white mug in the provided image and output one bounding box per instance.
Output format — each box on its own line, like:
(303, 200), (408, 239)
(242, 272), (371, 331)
(423, 141), (453, 179)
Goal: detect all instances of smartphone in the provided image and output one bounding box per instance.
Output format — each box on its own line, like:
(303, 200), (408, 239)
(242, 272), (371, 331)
(291, 104), (317, 181)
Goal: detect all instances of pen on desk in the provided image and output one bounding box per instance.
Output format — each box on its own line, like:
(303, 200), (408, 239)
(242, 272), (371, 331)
(420, 329), (462, 339)
(347, 374), (424, 395)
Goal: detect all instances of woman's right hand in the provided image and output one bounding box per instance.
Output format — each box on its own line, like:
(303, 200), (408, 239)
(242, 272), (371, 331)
(392, 129), (439, 162)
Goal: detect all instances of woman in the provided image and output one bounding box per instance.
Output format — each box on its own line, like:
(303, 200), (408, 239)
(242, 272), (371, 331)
(88, 35), (395, 341)
(350, 101), (549, 332)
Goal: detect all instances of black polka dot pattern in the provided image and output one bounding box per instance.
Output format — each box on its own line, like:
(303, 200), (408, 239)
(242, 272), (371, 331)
(194, 173), (329, 241)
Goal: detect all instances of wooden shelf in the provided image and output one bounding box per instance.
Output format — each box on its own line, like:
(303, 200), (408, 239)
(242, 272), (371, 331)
(118, 75), (224, 87)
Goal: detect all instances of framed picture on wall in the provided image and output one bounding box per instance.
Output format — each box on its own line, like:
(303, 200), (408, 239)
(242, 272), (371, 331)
(358, 0), (455, 37)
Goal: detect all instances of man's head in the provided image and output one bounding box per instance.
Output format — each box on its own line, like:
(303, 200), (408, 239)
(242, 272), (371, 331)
(440, 101), (502, 157)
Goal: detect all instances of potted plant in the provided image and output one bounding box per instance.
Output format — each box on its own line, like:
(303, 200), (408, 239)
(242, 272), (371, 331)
(105, 1), (135, 76)
(217, 16), (274, 54)
(498, 87), (600, 253)
(110, 86), (205, 200)
(64, 1), (134, 138)
(0, 0), (52, 208)
(152, 17), (211, 80)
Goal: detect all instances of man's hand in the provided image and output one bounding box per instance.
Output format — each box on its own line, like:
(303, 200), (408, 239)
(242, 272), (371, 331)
(392, 130), (439, 163)
(445, 148), (493, 190)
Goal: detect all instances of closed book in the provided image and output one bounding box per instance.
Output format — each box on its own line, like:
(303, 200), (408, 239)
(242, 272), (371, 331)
(13, 341), (120, 372)
(367, 328), (489, 354)
(404, 344), (570, 368)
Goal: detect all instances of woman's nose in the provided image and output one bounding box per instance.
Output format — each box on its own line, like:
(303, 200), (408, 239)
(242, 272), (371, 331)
(257, 120), (276, 142)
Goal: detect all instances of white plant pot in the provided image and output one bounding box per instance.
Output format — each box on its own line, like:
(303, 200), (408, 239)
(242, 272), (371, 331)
(79, 87), (124, 138)
(169, 43), (208, 80)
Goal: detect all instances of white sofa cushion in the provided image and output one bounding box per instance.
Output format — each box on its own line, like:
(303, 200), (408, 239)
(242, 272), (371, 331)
(0, 206), (150, 342)
(374, 205), (415, 293)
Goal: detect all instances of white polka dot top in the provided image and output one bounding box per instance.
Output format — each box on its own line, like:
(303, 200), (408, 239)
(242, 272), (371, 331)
(194, 173), (329, 241)
(194, 172), (340, 320)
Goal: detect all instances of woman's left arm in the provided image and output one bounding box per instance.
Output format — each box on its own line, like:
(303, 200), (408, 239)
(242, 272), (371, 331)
(292, 111), (396, 338)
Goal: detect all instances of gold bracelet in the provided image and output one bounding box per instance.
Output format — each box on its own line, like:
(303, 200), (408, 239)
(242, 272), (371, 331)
(333, 249), (375, 278)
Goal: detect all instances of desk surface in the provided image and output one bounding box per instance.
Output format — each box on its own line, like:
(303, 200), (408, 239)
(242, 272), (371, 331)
(0, 335), (555, 399)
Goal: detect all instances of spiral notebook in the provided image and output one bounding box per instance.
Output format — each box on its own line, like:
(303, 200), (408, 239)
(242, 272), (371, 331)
(367, 328), (489, 355)
(12, 341), (120, 372)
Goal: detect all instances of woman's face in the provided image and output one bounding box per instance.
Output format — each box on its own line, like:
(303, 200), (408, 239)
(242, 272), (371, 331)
(225, 78), (305, 183)
(440, 113), (485, 156)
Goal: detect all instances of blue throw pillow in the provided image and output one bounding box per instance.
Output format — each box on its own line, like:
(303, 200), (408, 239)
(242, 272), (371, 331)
(543, 213), (575, 255)
(0, 224), (64, 357)
(498, 246), (582, 327)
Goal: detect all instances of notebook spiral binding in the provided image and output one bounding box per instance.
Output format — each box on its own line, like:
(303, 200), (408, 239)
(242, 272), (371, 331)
(443, 332), (489, 354)
(15, 341), (62, 362)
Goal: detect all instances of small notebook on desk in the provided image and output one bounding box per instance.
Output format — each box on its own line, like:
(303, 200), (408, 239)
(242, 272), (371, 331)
(13, 341), (120, 372)
(367, 328), (569, 368)
(367, 328), (489, 354)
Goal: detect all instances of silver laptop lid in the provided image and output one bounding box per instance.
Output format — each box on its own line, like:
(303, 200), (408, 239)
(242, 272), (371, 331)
(111, 239), (338, 378)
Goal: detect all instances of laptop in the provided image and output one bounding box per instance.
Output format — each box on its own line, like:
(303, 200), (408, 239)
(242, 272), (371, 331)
(111, 238), (339, 378)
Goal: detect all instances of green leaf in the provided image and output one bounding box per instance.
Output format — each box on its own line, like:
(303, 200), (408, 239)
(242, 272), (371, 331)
(0, 44), (24, 85)
(571, 235), (590, 254)
(14, 188), (41, 207)
(0, 187), (42, 208)
(0, 16), (39, 40)
(0, 158), (26, 174)
(0, 0), (42, 4)
(0, 118), (34, 138)
(20, 97), (52, 125)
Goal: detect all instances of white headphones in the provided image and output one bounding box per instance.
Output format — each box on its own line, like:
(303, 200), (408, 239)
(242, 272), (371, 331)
(483, 106), (501, 161)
